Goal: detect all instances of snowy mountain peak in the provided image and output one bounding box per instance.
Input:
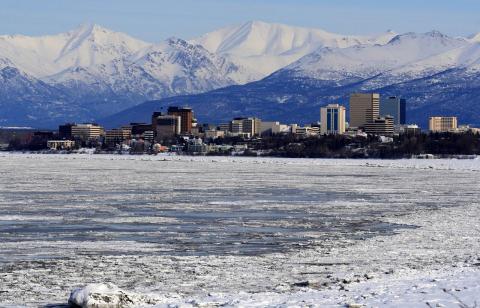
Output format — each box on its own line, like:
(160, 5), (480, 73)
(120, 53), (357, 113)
(192, 21), (401, 76)
(2, 21), (480, 128)
(56, 23), (149, 69)
(387, 30), (464, 45)
(468, 32), (480, 42)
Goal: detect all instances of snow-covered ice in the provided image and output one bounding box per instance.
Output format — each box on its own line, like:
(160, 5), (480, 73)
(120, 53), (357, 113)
(0, 153), (478, 307)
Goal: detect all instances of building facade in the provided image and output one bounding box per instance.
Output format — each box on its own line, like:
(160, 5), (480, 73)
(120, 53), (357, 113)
(395, 124), (421, 135)
(71, 124), (104, 142)
(239, 117), (261, 136)
(320, 104), (346, 134)
(364, 116), (394, 136)
(131, 123), (154, 143)
(230, 119), (244, 134)
(167, 107), (193, 134)
(58, 123), (75, 139)
(380, 96), (406, 125)
(47, 140), (75, 150)
(349, 93), (380, 128)
(154, 115), (181, 141)
(295, 126), (320, 136)
(429, 116), (458, 132)
(105, 126), (132, 147)
(219, 117), (262, 137)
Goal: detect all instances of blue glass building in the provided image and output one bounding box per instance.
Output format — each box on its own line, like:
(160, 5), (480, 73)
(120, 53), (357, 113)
(380, 96), (406, 125)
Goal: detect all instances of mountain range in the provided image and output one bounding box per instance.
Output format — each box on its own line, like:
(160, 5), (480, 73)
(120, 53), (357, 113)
(1, 21), (480, 128)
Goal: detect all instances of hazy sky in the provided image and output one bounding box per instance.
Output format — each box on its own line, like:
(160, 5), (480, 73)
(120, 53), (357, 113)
(1, 0), (480, 41)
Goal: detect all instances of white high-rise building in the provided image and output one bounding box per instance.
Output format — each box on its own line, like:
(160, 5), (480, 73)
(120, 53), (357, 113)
(320, 104), (346, 134)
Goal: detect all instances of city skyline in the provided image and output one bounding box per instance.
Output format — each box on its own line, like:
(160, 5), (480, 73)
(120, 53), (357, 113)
(1, 0), (480, 41)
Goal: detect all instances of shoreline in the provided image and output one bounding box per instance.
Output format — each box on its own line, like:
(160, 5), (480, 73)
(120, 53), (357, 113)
(0, 150), (479, 159)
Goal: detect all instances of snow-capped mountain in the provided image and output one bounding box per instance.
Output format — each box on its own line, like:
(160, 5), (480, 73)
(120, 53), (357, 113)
(46, 37), (250, 101)
(2, 21), (480, 128)
(0, 23), (149, 78)
(277, 31), (469, 87)
(0, 24), (254, 127)
(192, 20), (397, 76)
(104, 29), (480, 129)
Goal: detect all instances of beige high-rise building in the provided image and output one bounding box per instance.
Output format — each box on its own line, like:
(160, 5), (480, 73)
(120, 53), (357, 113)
(429, 116), (457, 132)
(320, 104), (346, 135)
(349, 93), (380, 128)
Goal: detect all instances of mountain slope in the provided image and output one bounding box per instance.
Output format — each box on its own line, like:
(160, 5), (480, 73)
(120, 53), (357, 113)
(192, 20), (397, 76)
(100, 67), (480, 129)
(279, 31), (468, 85)
(2, 22), (480, 128)
(0, 26), (254, 127)
(44, 38), (249, 107)
(0, 23), (149, 78)
(100, 31), (480, 129)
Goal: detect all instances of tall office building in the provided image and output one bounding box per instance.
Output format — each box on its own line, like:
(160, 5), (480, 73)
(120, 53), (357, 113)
(429, 116), (458, 132)
(154, 115), (181, 141)
(58, 123), (75, 139)
(320, 104), (346, 135)
(167, 107), (193, 134)
(349, 93), (380, 128)
(151, 111), (163, 133)
(380, 96), (406, 125)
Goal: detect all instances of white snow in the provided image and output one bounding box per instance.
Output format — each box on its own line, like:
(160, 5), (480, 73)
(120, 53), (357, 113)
(285, 31), (469, 83)
(192, 20), (398, 76)
(2, 21), (480, 98)
(0, 23), (253, 97)
(0, 23), (149, 78)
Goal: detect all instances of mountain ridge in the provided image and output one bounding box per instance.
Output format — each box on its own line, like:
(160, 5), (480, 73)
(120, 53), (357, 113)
(1, 21), (480, 128)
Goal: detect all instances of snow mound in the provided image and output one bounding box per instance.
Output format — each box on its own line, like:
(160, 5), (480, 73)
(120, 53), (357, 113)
(68, 283), (158, 308)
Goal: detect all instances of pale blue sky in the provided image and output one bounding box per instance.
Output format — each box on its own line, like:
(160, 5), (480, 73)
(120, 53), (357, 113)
(1, 0), (480, 41)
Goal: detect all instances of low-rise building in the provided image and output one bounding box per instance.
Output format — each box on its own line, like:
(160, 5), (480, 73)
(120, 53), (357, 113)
(219, 117), (262, 137)
(47, 140), (75, 150)
(295, 126), (320, 136)
(260, 121), (290, 136)
(105, 126), (132, 146)
(395, 124), (421, 135)
(205, 129), (225, 139)
(456, 125), (480, 134)
(71, 124), (104, 142)
(131, 123), (154, 143)
(364, 116), (394, 136)
(186, 138), (207, 154)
